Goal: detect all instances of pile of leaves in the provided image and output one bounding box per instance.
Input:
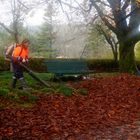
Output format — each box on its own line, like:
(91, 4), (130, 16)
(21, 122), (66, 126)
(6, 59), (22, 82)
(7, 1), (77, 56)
(0, 73), (140, 139)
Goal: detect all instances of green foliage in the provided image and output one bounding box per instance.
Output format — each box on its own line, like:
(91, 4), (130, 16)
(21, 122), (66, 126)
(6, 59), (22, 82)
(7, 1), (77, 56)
(28, 29), (57, 58)
(0, 57), (10, 71)
(56, 84), (73, 96)
(0, 87), (9, 97)
(0, 28), (13, 55)
(40, 87), (54, 94)
(5, 90), (38, 103)
(28, 58), (47, 72)
(84, 23), (113, 59)
(0, 87), (37, 106)
(30, 5), (57, 58)
(135, 41), (140, 60)
(89, 29), (105, 47)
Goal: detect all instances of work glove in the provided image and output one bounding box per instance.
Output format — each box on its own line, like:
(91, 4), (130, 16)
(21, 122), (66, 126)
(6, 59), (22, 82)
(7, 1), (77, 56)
(22, 59), (26, 63)
(22, 58), (28, 63)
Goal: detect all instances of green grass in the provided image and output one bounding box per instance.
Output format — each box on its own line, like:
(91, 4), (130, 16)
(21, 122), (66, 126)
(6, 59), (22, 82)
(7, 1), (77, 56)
(0, 71), (120, 109)
(0, 87), (9, 97)
(0, 71), (76, 106)
(0, 71), (51, 107)
(55, 84), (74, 96)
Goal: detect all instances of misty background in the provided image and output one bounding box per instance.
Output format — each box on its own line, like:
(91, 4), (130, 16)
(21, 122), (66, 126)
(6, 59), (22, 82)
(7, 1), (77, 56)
(0, 0), (139, 60)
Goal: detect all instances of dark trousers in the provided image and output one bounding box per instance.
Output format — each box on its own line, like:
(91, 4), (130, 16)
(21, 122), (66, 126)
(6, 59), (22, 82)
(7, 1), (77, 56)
(10, 59), (29, 90)
(11, 59), (23, 79)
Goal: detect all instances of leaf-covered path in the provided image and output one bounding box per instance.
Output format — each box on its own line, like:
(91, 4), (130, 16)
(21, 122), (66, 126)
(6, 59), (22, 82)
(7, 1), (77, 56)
(0, 74), (140, 140)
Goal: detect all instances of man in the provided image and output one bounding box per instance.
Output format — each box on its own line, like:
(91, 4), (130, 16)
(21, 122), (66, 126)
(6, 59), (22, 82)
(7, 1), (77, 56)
(11, 39), (30, 90)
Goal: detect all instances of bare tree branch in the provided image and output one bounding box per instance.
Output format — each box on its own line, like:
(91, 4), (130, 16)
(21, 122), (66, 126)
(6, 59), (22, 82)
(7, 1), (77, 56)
(96, 24), (118, 61)
(17, 0), (29, 10)
(118, 7), (139, 24)
(87, 15), (98, 25)
(59, 0), (80, 10)
(73, 0), (90, 12)
(57, 0), (71, 21)
(0, 22), (14, 35)
(95, 0), (110, 7)
(91, 0), (117, 34)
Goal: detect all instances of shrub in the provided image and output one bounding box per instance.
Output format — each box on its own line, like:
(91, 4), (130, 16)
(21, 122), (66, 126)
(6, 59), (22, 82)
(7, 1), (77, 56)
(28, 58), (47, 72)
(0, 57), (10, 71)
(0, 57), (128, 73)
(86, 59), (119, 72)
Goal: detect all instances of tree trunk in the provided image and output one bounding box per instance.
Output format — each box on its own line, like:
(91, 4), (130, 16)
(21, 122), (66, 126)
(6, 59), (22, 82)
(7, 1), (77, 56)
(111, 44), (118, 62)
(119, 40), (137, 73)
(114, 43), (118, 62)
(113, 51), (118, 63)
(14, 32), (19, 43)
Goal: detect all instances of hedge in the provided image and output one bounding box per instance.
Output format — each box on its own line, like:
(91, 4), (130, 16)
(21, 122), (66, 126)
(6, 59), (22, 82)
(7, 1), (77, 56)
(0, 57), (120, 73)
(0, 57), (47, 72)
(2, 57), (140, 73)
(86, 59), (119, 72)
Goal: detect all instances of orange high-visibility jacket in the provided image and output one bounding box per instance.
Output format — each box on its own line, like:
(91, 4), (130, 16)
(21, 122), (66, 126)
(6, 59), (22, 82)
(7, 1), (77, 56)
(12, 44), (29, 59)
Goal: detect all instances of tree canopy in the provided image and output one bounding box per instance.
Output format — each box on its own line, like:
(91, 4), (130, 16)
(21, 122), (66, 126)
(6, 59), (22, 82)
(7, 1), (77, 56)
(0, 0), (140, 71)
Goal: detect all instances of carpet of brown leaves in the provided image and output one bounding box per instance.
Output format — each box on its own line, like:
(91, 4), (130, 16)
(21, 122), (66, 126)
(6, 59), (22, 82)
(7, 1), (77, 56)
(0, 74), (140, 140)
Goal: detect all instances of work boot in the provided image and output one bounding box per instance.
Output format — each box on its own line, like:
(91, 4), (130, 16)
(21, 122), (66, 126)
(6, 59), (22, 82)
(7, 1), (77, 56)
(19, 77), (31, 91)
(10, 76), (17, 89)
